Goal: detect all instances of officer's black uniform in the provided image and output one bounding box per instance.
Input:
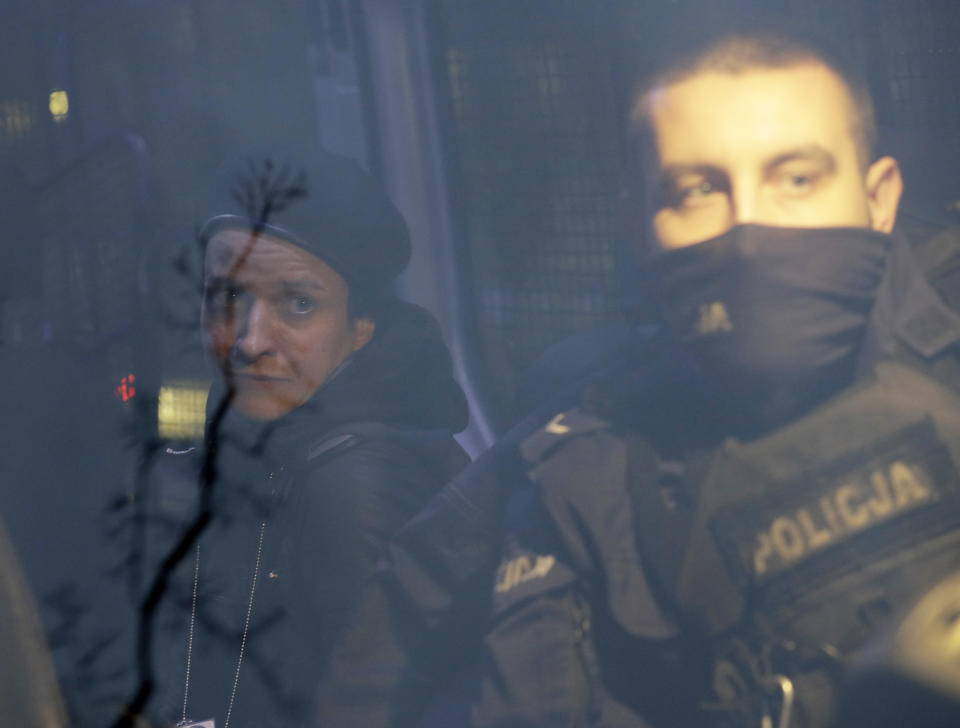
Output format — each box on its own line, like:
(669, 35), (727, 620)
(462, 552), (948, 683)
(469, 225), (960, 728)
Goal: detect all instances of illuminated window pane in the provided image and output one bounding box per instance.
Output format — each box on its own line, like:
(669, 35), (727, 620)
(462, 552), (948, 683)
(0, 100), (32, 143)
(48, 90), (68, 122)
(157, 382), (209, 440)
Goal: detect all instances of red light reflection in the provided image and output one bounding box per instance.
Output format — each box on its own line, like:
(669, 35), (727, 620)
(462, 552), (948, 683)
(117, 374), (136, 402)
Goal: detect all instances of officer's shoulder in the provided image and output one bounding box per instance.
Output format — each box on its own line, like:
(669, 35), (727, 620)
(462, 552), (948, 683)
(520, 407), (615, 468)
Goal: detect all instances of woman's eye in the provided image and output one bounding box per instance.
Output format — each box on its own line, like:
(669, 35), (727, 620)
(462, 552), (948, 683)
(287, 295), (316, 315)
(206, 285), (242, 308)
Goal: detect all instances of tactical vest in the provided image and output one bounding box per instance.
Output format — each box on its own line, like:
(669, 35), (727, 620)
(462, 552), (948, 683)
(630, 360), (960, 728)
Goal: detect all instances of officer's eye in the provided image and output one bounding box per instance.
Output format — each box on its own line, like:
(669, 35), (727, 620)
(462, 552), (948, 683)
(773, 165), (824, 197)
(683, 180), (715, 199)
(786, 174), (813, 190)
(660, 178), (721, 210)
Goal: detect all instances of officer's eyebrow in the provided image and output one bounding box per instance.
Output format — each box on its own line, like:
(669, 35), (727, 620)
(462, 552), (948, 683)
(762, 145), (837, 176)
(656, 163), (724, 184)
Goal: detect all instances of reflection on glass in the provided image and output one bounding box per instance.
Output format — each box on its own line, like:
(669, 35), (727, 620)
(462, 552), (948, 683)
(157, 382), (209, 440)
(48, 90), (68, 122)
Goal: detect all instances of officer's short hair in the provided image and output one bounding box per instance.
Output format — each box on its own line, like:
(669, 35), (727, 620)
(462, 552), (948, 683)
(628, 30), (877, 172)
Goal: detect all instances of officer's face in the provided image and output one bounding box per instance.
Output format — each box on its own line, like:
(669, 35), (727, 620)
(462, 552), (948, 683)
(644, 62), (903, 250)
(202, 229), (375, 421)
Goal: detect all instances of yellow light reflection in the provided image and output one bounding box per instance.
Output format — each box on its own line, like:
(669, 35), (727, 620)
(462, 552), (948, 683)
(0, 100), (32, 140)
(158, 382), (209, 440)
(49, 90), (68, 122)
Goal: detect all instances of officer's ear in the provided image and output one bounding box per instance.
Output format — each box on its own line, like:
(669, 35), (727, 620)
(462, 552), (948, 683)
(865, 156), (903, 234)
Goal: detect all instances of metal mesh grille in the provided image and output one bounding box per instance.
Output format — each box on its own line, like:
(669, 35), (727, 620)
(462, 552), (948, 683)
(434, 0), (960, 425)
(34, 135), (145, 347)
(871, 0), (960, 207)
(437, 2), (627, 423)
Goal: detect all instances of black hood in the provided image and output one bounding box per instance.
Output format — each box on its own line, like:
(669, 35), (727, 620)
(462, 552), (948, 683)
(308, 300), (469, 433)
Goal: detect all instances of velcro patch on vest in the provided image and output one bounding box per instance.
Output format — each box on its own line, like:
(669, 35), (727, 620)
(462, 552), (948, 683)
(711, 419), (960, 585)
(490, 548), (578, 615)
(495, 553), (558, 594)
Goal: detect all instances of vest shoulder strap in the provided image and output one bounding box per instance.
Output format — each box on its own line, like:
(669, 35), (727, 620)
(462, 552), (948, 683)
(519, 408), (610, 469)
(915, 224), (960, 311)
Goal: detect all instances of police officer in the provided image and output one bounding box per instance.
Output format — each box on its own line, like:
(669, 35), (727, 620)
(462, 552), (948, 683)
(320, 28), (960, 728)
(467, 29), (960, 728)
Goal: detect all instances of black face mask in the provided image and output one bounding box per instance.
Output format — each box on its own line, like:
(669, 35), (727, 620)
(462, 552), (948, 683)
(647, 224), (891, 433)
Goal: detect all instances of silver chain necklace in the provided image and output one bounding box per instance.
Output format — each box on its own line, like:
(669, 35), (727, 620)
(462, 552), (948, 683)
(179, 520), (267, 728)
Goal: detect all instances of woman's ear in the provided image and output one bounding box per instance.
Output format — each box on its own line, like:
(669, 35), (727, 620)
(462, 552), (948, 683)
(352, 318), (376, 352)
(865, 156), (904, 234)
